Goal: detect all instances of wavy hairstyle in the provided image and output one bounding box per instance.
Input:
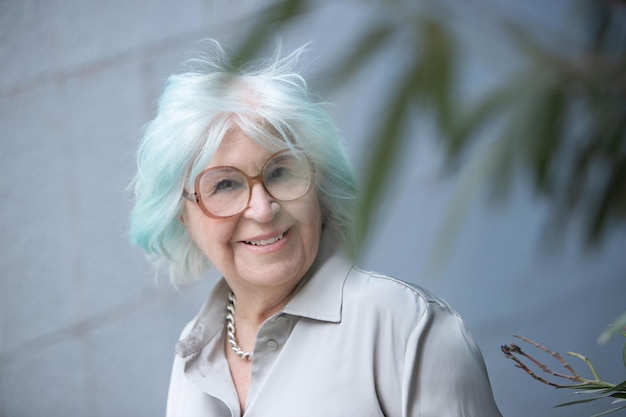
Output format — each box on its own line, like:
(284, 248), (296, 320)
(129, 40), (357, 284)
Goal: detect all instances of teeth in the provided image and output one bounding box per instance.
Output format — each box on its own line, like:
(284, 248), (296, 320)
(246, 233), (284, 246)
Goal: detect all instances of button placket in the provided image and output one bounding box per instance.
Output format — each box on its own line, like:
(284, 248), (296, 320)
(255, 314), (291, 355)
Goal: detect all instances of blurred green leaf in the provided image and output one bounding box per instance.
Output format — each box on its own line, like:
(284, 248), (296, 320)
(427, 137), (512, 276)
(233, 0), (626, 251)
(598, 311), (626, 346)
(354, 61), (415, 249)
(232, 0), (310, 69)
(236, 2), (626, 414)
(322, 21), (395, 92)
(417, 18), (455, 129)
(530, 82), (565, 194)
(590, 404), (626, 417)
(353, 17), (457, 250)
(556, 396), (609, 408)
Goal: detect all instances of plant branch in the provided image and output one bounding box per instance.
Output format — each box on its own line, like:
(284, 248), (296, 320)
(502, 333), (626, 416)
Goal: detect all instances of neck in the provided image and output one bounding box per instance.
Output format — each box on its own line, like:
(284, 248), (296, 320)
(229, 284), (297, 328)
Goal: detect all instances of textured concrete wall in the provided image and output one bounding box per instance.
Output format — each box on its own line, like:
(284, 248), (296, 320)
(1, 1), (625, 417)
(0, 2), (232, 415)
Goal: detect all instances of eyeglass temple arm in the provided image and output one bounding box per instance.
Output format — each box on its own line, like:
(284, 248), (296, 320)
(182, 190), (198, 202)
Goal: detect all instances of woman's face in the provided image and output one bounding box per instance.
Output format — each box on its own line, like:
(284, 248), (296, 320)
(181, 128), (322, 293)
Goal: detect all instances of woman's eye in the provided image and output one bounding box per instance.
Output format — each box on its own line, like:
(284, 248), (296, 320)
(269, 167), (287, 179)
(213, 179), (241, 193)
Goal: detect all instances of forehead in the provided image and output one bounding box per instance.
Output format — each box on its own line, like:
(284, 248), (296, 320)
(208, 128), (275, 171)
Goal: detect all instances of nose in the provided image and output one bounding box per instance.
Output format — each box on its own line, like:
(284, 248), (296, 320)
(242, 182), (280, 222)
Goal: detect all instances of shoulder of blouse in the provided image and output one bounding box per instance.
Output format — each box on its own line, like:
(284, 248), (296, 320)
(346, 265), (456, 312)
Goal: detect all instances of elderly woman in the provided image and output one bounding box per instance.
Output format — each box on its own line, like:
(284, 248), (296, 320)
(130, 41), (502, 417)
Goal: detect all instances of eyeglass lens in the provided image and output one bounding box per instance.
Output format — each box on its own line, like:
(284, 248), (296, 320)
(196, 151), (312, 217)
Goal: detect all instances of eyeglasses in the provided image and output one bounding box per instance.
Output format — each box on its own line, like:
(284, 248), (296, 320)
(183, 149), (316, 219)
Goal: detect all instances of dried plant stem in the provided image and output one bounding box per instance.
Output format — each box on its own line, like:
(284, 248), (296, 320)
(501, 334), (616, 390)
(513, 334), (580, 379)
(502, 325), (626, 416)
(501, 342), (562, 387)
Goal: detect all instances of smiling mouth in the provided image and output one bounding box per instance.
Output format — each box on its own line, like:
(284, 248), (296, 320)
(244, 232), (286, 246)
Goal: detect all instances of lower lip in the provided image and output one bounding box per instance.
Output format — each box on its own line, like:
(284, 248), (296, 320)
(240, 230), (290, 254)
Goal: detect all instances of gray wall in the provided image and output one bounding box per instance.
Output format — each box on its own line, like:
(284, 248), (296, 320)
(1, 1), (624, 416)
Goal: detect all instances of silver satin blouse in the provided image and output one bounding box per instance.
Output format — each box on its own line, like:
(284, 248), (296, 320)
(166, 238), (502, 417)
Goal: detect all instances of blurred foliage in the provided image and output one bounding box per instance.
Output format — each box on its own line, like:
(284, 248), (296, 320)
(599, 311), (626, 346)
(233, 0), (626, 252)
(232, 1), (626, 414)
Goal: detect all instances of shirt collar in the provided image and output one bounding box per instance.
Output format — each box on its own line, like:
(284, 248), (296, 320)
(175, 230), (353, 357)
(174, 279), (230, 357)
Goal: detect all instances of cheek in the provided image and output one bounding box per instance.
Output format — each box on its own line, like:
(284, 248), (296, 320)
(310, 193), (323, 224)
(297, 194), (322, 234)
(182, 205), (233, 252)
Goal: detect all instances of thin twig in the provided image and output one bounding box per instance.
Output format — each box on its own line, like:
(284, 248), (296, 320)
(514, 334), (581, 379)
(503, 333), (626, 416)
(501, 343), (562, 387)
